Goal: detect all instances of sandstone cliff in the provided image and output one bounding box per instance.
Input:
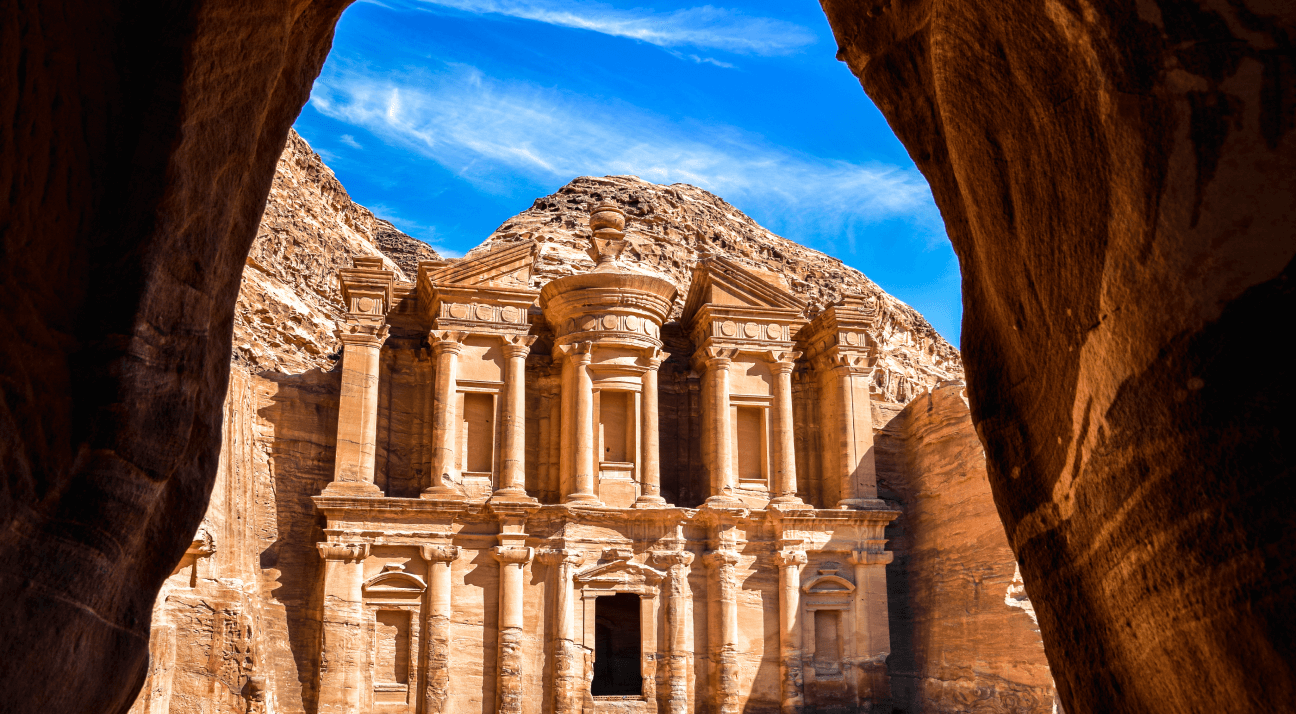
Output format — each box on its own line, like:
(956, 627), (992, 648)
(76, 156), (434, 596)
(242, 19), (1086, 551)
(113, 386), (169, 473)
(475, 175), (962, 403)
(234, 129), (438, 373)
(874, 386), (1057, 713)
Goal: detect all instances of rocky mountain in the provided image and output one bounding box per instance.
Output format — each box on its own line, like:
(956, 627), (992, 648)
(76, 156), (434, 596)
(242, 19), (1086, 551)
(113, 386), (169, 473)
(233, 129), (438, 373)
(474, 175), (963, 403)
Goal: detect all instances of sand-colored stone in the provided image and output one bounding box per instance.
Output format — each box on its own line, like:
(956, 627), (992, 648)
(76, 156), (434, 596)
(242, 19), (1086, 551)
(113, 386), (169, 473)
(874, 383), (1057, 713)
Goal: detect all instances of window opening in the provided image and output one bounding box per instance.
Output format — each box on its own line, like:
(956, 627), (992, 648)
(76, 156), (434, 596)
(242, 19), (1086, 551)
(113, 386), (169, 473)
(592, 593), (642, 695)
(463, 392), (494, 473)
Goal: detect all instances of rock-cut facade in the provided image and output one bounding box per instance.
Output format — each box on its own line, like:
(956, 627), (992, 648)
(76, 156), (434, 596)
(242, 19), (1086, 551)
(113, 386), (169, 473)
(312, 202), (900, 714)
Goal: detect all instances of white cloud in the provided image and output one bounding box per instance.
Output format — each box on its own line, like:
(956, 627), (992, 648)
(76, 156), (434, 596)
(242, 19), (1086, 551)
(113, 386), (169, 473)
(340, 134), (364, 149)
(405, 0), (816, 55)
(309, 61), (942, 250)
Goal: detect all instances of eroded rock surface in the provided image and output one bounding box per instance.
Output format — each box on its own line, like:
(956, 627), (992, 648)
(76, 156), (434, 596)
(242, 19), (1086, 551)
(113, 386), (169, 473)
(236, 130), (437, 373)
(819, 1), (1296, 711)
(875, 384), (1057, 713)
(477, 175), (963, 403)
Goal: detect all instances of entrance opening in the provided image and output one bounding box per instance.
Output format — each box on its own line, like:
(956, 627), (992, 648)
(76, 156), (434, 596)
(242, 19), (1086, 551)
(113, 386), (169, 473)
(592, 593), (642, 696)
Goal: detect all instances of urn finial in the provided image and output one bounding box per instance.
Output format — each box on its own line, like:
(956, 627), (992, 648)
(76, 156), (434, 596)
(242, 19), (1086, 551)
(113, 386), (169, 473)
(587, 202), (628, 272)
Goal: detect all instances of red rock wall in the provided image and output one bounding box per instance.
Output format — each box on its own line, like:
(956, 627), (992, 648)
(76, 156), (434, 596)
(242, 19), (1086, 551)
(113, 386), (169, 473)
(876, 384), (1056, 713)
(820, 1), (1296, 711)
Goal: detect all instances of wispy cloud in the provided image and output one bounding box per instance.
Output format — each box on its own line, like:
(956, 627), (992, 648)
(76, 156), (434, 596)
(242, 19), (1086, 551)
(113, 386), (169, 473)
(404, 0), (816, 55)
(309, 60), (942, 251)
(340, 134), (364, 149)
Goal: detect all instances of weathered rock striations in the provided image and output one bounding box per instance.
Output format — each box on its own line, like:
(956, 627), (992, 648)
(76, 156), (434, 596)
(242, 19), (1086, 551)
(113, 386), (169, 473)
(874, 384), (1057, 713)
(476, 175), (963, 403)
(236, 129), (438, 373)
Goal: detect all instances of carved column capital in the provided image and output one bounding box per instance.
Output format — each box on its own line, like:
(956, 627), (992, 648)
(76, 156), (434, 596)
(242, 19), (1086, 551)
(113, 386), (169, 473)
(773, 549), (808, 568)
(556, 341), (594, 365)
(765, 351), (801, 373)
(703, 549), (740, 569)
(651, 550), (696, 569)
(502, 334), (538, 360)
(430, 329), (467, 353)
(537, 549), (587, 568)
(421, 544), (461, 563)
(493, 545), (535, 565)
(848, 547), (893, 566)
(317, 542), (370, 562)
(337, 321), (390, 347)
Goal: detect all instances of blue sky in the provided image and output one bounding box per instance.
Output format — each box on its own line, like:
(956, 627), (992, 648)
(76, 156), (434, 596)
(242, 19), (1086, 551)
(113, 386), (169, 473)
(293, 0), (963, 344)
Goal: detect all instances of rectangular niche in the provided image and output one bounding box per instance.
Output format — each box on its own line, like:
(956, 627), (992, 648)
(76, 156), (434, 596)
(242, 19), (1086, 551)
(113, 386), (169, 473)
(461, 391), (495, 475)
(734, 405), (768, 483)
(813, 609), (843, 676)
(598, 390), (631, 464)
(375, 610), (411, 686)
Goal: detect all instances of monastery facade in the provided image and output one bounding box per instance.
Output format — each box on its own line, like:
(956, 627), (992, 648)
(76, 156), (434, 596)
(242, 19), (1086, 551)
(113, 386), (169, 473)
(315, 203), (898, 714)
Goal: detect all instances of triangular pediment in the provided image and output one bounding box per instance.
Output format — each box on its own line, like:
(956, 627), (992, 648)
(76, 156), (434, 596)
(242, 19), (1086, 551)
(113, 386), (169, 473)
(574, 558), (665, 587)
(683, 255), (806, 323)
(363, 565), (427, 594)
(422, 242), (536, 289)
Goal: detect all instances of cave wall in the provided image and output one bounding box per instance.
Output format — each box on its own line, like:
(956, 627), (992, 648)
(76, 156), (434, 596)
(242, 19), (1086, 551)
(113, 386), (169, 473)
(0, 2), (353, 708)
(819, 1), (1296, 711)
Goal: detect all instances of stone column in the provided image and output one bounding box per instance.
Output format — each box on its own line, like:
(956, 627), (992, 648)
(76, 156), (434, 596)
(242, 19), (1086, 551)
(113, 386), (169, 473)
(493, 545), (535, 714)
(634, 349), (670, 507)
(425, 330), (466, 496)
(540, 549), (588, 714)
(702, 348), (738, 505)
(653, 550), (695, 714)
(324, 328), (388, 496)
(768, 352), (804, 506)
(831, 355), (877, 508)
(496, 336), (537, 500)
(565, 343), (600, 504)
(421, 544), (461, 714)
(848, 546), (894, 709)
(704, 549), (741, 714)
(317, 542), (370, 714)
(774, 548), (808, 714)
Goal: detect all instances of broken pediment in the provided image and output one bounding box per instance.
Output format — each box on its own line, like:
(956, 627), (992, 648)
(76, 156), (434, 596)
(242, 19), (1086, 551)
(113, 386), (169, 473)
(802, 570), (856, 594)
(682, 254), (806, 322)
(420, 242), (536, 289)
(363, 564), (427, 595)
(574, 556), (666, 590)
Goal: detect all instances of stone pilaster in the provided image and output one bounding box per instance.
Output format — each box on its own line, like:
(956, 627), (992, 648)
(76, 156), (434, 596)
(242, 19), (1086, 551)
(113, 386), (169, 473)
(493, 544), (535, 714)
(421, 543), (461, 714)
(832, 354), (878, 508)
(317, 542), (370, 714)
(539, 549), (588, 714)
(634, 349), (670, 507)
(704, 549), (741, 714)
(324, 326), (389, 496)
(848, 545), (894, 710)
(652, 550), (696, 714)
(774, 547), (808, 714)
(767, 351), (806, 507)
(425, 330), (467, 497)
(495, 335), (538, 501)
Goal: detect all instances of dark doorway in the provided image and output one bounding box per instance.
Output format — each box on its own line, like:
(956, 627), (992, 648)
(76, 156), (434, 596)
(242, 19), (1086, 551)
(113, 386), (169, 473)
(592, 593), (642, 696)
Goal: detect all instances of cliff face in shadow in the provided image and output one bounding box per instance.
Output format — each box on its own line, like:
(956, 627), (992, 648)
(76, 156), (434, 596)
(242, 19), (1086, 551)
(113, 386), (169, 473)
(874, 385), (1056, 713)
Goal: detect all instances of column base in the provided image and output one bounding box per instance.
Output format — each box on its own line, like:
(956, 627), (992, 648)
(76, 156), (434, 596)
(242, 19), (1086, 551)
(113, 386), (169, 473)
(562, 493), (604, 506)
(489, 488), (539, 505)
(422, 484), (466, 499)
(321, 480), (383, 497)
(768, 496), (813, 511)
(701, 494), (747, 510)
(836, 498), (891, 510)
(631, 494), (670, 509)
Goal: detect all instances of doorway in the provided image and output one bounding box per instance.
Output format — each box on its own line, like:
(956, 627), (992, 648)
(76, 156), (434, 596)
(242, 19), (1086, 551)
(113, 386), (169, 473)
(592, 593), (642, 696)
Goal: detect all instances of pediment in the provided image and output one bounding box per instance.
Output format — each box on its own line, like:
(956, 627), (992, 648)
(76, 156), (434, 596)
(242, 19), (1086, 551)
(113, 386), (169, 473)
(683, 255), (806, 323)
(802, 574), (855, 594)
(423, 242), (536, 289)
(363, 565), (427, 594)
(574, 558), (665, 587)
